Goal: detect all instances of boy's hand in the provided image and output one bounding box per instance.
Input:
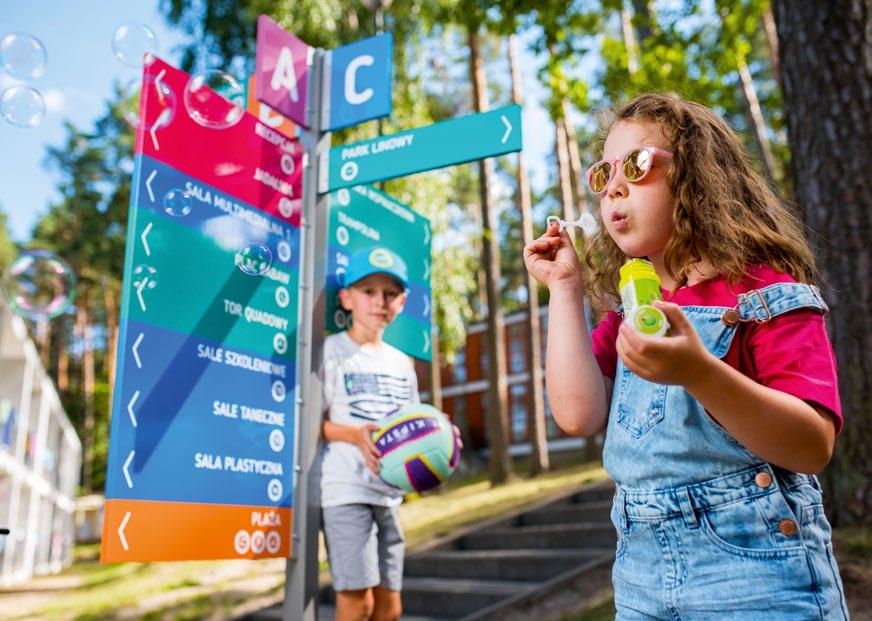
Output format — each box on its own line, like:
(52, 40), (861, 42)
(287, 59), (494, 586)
(452, 424), (464, 450)
(616, 300), (714, 387)
(523, 221), (584, 289)
(354, 424), (382, 475)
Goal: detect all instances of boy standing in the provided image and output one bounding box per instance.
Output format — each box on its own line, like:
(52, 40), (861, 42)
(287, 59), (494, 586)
(320, 246), (417, 621)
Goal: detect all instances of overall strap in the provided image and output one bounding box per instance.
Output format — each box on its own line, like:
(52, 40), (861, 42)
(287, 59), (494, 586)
(735, 282), (828, 323)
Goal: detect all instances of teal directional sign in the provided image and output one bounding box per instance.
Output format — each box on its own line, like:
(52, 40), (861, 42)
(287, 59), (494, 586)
(318, 104), (522, 192)
(326, 185), (432, 361)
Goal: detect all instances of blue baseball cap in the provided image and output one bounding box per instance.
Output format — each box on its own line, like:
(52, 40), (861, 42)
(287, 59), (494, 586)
(341, 246), (409, 290)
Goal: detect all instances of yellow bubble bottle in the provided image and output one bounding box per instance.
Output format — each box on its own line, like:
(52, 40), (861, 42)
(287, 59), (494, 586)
(619, 259), (669, 337)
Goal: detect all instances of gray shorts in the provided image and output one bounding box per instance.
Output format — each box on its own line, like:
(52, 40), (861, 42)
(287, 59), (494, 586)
(322, 504), (405, 592)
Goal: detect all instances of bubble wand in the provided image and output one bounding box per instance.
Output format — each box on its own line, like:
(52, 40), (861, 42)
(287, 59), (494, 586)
(546, 212), (598, 237)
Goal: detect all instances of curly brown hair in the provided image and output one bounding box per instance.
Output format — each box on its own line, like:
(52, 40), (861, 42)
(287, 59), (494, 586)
(584, 93), (818, 313)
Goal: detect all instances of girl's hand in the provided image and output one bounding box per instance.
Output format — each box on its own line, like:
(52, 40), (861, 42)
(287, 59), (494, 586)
(616, 300), (714, 387)
(452, 424), (464, 450)
(354, 424), (382, 475)
(523, 221), (584, 289)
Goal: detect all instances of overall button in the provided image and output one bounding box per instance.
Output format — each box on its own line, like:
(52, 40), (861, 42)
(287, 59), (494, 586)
(755, 472), (773, 488)
(721, 309), (740, 325)
(779, 519), (798, 536)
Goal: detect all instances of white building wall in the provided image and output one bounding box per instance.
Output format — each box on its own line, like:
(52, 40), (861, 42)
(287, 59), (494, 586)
(0, 299), (81, 587)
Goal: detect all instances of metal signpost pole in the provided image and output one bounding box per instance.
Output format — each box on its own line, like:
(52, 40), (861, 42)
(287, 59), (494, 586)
(284, 48), (330, 621)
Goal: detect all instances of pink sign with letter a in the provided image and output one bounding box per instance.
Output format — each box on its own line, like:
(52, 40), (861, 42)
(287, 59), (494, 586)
(255, 15), (312, 128)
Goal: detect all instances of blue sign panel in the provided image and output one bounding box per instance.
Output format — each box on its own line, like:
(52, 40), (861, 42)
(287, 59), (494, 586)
(323, 33), (393, 131)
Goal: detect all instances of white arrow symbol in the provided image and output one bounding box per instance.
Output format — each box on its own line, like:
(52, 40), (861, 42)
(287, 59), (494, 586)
(140, 222), (153, 257)
(423, 226), (430, 245)
(423, 330), (431, 353)
(149, 108), (172, 151)
(118, 511), (131, 552)
(154, 69), (167, 104)
(127, 391), (139, 428)
(132, 333), (144, 369)
(135, 278), (150, 312)
(423, 294), (431, 316)
(423, 259), (430, 280)
(145, 170), (157, 203)
(501, 114), (512, 144)
(123, 450), (135, 489)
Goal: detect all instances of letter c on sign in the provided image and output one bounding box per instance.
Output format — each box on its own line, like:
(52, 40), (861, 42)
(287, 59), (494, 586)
(345, 54), (375, 105)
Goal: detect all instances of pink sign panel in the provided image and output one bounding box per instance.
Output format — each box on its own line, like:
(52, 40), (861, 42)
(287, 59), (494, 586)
(134, 57), (303, 226)
(255, 15), (312, 128)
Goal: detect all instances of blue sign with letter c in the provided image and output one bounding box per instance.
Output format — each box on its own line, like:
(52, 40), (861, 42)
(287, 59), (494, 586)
(324, 33), (392, 131)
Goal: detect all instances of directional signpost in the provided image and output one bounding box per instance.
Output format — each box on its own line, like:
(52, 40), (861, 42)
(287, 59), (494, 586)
(101, 57), (302, 562)
(100, 15), (523, 620)
(318, 103), (522, 191)
(326, 185), (432, 360)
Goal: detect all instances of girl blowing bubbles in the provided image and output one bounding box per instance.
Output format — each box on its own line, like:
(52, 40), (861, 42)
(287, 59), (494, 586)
(524, 94), (848, 619)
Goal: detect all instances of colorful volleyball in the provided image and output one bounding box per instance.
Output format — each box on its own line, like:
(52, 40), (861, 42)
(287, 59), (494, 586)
(373, 403), (461, 493)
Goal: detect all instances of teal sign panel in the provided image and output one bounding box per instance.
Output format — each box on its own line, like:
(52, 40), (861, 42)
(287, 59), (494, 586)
(326, 185), (432, 361)
(319, 104), (522, 192)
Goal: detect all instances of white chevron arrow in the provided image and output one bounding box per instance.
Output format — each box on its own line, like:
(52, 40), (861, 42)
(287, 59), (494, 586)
(423, 330), (430, 353)
(154, 69), (167, 104)
(500, 114), (513, 144)
(127, 391), (139, 428)
(132, 333), (144, 369)
(423, 259), (430, 280)
(135, 278), (150, 312)
(423, 294), (430, 316)
(150, 107), (172, 151)
(140, 222), (152, 257)
(423, 226), (431, 245)
(123, 450), (135, 488)
(145, 170), (157, 203)
(118, 511), (131, 552)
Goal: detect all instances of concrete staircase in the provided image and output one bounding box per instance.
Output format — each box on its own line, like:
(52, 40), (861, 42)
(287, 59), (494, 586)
(245, 480), (616, 621)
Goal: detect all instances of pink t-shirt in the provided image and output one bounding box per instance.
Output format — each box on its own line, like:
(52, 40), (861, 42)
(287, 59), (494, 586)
(591, 265), (843, 433)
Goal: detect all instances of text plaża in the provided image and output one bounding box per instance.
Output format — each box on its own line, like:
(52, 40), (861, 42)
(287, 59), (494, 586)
(340, 134), (414, 160)
(197, 343), (287, 378)
(338, 211), (379, 241)
(184, 181), (288, 238)
(194, 453), (284, 475)
(212, 400), (286, 426)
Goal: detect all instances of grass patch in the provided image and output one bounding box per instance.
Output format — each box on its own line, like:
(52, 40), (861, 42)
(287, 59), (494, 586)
(559, 592), (616, 621)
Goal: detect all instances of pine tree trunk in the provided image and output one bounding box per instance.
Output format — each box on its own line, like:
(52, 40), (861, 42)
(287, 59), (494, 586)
(762, 9), (781, 86)
(103, 279), (119, 413)
(510, 34), (549, 475)
(469, 27), (512, 485)
(57, 317), (69, 393)
(621, 5), (639, 74)
(772, 0), (872, 526)
(429, 328), (443, 411)
(555, 117), (576, 239)
(561, 100), (590, 230)
(737, 57), (777, 182)
(75, 306), (96, 492)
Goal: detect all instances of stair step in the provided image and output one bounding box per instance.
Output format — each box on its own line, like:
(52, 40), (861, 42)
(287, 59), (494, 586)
(405, 548), (608, 581)
(318, 604), (450, 621)
(401, 577), (536, 618)
(519, 500), (612, 526)
(460, 522), (616, 550)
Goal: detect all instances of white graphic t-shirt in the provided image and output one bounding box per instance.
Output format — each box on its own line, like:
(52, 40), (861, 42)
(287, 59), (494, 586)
(320, 332), (419, 508)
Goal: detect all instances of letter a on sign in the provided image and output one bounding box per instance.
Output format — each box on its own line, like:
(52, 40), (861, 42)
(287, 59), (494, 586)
(255, 14), (313, 128)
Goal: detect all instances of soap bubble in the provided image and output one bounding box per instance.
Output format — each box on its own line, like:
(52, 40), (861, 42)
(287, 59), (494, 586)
(163, 189), (192, 217)
(0, 33), (47, 79)
(183, 70), (244, 130)
(1, 85), (45, 128)
(119, 75), (176, 130)
(111, 23), (158, 68)
(235, 243), (272, 276)
(132, 264), (158, 289)
(0, 250), (77, 319)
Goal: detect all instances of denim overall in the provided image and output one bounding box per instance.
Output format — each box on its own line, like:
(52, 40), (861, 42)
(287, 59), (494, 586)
(604, 282), (849, 620)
